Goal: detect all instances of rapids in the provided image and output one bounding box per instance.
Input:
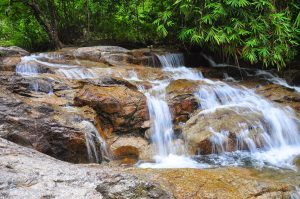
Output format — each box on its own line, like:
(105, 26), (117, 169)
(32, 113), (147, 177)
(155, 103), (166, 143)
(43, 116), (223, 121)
(15, 51), (300, 171)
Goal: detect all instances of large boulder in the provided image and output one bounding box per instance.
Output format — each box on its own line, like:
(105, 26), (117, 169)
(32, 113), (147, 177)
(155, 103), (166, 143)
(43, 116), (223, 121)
(0, 138), (294, 199)
(0, 46), (29, 57)
(74, 85), (150, 135)
(182, 107), (267, 155)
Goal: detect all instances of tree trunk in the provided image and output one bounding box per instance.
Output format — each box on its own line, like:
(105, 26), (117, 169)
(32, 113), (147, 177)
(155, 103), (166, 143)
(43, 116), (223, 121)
(24, 1), (63, 49)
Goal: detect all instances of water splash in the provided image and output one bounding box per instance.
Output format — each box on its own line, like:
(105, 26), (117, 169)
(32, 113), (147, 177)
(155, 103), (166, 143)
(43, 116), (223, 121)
(139, 53), (300, 170)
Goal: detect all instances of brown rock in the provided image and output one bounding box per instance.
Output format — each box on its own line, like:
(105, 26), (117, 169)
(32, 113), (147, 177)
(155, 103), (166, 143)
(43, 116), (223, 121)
(0, 72), (102, 163)
(74, 85), (149, 135)
(110, 136), (153, 164)
(256, 84), (300, 114)
(130, 168), (292, 199)
(166, 79), (202, 124)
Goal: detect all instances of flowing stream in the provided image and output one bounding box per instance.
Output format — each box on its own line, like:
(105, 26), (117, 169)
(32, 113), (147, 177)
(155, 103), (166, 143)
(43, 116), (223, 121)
(16, 51), (300, 170)
(138, 53), (300, 170)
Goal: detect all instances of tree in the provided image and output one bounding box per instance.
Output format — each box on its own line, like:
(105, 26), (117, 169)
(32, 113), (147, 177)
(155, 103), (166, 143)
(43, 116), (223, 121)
(8, 0), (62, 49)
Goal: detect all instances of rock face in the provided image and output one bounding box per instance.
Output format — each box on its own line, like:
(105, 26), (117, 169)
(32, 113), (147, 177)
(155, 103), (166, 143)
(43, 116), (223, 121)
(182, 107), (266, 154)
(0, 138), (171, 199)
(283, 69), (300, 86)
(0, 46), (29, 57)
(256, 84), (300, 114)
(0, 46), (29, 71)
(0, 138), (294, 199)
(0, 72), (101, 163)
(74, 85), (150, 135)
(166, 79), (200, 124)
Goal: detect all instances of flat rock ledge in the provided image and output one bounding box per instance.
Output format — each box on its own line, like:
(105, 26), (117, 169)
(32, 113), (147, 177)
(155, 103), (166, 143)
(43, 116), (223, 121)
(0, 138), (171, 199)
(0, 138), (294, 199)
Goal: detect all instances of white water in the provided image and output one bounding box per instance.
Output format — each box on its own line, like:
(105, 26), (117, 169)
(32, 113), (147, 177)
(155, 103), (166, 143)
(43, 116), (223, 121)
(138, 53), (300, 170)
(16, 53), (104, 80)
(15, 51), (300, 170)
(202, 53), (300, 92)
(255, 70), (300, 93)
(138, 53), (207, 168)
(79, 121), (110, 163)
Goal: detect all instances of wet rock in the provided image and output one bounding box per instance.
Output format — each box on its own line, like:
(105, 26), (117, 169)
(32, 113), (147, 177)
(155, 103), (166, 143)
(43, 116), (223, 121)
(74, 85), (149, 135)
(0, 46), (29, 71)
(0, 46), (29, 57)
(0, 72), (102, 163)
(182, 107), (267, 154)
(109, 136), (153, 164)
(0, 56), (21, 71)
(283, 69), (300, 86)
(256, 84), (300, 114)
(130, 168), (292, 199)
(166, 79), (201, 124)
(0, 138), (171, 199)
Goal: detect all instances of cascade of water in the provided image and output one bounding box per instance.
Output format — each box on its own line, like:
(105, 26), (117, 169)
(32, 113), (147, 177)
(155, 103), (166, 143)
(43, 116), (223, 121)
(16, 55), (40, 76)
(156, 53), (184, 68)
(79, 121), (110, 163)
(194, 79), (300, 168)
(145, 93), (176, 157)
(138, 53), (206, 168)
(139, 53), (300, 169)
(195, 81), (300, 149)
(255, 70), (300, 93)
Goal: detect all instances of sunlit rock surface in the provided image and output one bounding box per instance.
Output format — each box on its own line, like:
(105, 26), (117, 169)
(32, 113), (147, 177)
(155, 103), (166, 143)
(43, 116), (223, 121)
(74, 85), (150, 135)
(0, 138), (295, 199)
(0, 138), (171, 199)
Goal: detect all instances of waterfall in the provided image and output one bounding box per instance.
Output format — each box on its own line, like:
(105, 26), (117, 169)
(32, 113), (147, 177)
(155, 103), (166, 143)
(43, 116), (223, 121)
(195, 81), (300, 149)
(156, 53), (184, 67)
(16, 53), (100, 80)
(193, 78), (300, 169)
(255, 70), (300, 93)
(139, 53), (206, 168)
(16, 55), (40, 76)
(138, 53), (300, 169)
(79, 121), (110, 163)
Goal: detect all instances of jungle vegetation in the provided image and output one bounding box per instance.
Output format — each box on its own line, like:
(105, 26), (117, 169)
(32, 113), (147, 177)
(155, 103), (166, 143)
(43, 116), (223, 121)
(0, 0), (300, 69)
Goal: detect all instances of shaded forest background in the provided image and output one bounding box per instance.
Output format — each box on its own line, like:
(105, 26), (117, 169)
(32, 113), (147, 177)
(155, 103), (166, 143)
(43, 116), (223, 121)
(0, 0), (300, 69)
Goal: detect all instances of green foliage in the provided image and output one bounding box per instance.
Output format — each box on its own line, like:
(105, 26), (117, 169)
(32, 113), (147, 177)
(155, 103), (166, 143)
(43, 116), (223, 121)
(152, 0), (300, 69)
(0, 0), (299, 69)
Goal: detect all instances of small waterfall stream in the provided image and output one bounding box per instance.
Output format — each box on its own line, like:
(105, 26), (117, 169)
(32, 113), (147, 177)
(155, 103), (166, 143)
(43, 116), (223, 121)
(79, 121), (110, 163)
(15, 53), (110, 163)
(139, 53), (300, 170)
